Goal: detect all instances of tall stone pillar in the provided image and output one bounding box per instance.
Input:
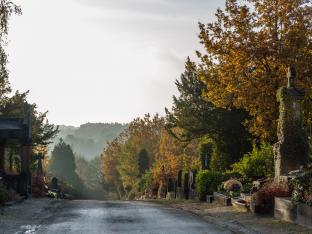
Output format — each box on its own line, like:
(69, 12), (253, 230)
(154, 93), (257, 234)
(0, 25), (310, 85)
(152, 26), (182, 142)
(21, 144), (31, 174)
(274, 67), (309, 182)
(20, 141), (32, 197)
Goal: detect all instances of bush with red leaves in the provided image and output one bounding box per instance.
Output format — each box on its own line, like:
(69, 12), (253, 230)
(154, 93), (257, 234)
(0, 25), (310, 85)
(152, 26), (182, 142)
(254, 181), (291, 206)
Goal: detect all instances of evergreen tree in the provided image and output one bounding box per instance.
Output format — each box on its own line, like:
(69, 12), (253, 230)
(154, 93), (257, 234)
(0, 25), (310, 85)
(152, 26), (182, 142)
(138, 149), (149, 176)
(166, 58), (252, 171)
(49, 139), (81, 188)
(0, 91), (59, 146)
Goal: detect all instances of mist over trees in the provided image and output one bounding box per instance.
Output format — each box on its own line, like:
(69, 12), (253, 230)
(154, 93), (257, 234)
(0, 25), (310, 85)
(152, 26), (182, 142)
(51, 123), (127, 160)
(49, 139), (82, 190)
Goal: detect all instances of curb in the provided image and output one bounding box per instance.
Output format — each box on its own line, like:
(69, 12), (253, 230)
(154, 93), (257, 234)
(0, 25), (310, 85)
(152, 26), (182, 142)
(174, 205), (258, 234)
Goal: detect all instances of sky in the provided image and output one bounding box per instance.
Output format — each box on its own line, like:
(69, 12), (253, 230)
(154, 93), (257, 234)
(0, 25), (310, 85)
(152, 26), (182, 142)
(7, 0), (224, 126)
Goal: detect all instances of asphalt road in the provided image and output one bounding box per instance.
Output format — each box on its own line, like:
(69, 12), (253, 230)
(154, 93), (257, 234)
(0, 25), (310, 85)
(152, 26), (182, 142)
(34, 200), (231, 234)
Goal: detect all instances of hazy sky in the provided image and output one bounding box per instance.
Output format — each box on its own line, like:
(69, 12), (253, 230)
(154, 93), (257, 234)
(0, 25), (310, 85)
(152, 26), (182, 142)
(7, 0), (224, 126)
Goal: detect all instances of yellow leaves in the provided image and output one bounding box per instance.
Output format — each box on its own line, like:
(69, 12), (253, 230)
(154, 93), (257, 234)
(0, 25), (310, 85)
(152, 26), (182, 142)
(198, 0), (312, 142)
(101, 119), (199, 194)
(151, 130), (200, 185)
(33, 144), (48, 155)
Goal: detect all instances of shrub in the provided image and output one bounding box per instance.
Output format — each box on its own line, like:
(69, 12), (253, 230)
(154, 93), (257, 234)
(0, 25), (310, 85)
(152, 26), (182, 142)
(241, 183), (253, 193)
(255, 181), (291, 207)
(128, 191), (136, 200)
(231, 143), (274, 182)
(290, 170), (312, 206)
(196, 170), (223, 201)
(0, 184), (10, 204)
(222, 171), (241, 181)
(138, 171), (153, 193)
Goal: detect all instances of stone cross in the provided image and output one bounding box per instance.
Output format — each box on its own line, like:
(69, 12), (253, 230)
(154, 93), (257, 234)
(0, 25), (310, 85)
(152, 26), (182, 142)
(51, 177), (58, 191)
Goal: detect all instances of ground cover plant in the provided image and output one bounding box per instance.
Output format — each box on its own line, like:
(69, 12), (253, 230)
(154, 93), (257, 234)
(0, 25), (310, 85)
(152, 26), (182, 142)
(291, 170), (312, 206)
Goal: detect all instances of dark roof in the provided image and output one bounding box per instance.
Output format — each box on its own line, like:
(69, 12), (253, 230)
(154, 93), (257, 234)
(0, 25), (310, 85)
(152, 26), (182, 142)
(0, 118), (31, 140)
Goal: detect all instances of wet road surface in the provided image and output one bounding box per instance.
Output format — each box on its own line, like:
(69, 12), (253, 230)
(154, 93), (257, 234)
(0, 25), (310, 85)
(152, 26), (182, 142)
(36, 200), (231, 234)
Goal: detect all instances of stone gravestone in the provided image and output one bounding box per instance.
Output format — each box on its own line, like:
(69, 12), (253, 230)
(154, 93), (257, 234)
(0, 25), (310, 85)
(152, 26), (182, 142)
(189, 170), (197, 199)
(190, 170), (197, 190)
(183, 173), (190, 200)
(166, 178), (175, 200)
(177, 170), (182, 188)
(176, 170), (183, 199)
(51, 177), (58, 191)
(274, 66), (309, 182)
(167, 178), (174, 192)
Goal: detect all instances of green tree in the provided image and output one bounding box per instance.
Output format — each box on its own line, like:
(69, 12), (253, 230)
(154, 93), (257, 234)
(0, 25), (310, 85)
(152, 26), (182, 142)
(49, 139), (81, 189)
(117, 142), (139, 196)
(166, 59), (252, 171)
(231, 143), (274, 182)
(0, 91), (59, 146)
(138, 149), (149, 176)
(75, 156), (105, 199)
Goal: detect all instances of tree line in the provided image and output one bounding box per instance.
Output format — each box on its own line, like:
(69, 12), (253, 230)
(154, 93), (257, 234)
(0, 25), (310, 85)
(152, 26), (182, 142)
(101, 0), (312, 200)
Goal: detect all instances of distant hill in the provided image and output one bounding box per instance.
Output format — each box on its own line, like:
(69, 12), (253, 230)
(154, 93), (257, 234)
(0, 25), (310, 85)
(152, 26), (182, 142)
(50, 123), (128, 160)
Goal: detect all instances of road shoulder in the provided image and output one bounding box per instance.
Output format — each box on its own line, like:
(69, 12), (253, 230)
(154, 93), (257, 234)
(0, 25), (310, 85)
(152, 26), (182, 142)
(0, 198), (63, 234)
(145, 199), (312, 234)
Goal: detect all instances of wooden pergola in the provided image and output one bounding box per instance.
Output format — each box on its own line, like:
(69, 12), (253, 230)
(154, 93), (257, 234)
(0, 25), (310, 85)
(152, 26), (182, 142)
(0, 116), (32, 197)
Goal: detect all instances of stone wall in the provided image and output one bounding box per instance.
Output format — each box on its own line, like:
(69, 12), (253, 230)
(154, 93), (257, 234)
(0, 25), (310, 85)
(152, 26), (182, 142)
(275, 197), (312, 228)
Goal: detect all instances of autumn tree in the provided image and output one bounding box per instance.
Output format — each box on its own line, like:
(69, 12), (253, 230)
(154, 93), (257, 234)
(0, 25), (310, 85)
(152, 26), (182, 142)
(101, 114), (165, 198)
(152, 130), (181, 187)
(197, 0), (312, 142)
(101, 134), (125, 198)
(127, 114), (165, 166)
(117, 142), (139, 196)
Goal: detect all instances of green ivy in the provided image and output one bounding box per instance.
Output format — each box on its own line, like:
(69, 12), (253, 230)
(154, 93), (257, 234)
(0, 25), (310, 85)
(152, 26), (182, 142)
(290, 171), (312, 206)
